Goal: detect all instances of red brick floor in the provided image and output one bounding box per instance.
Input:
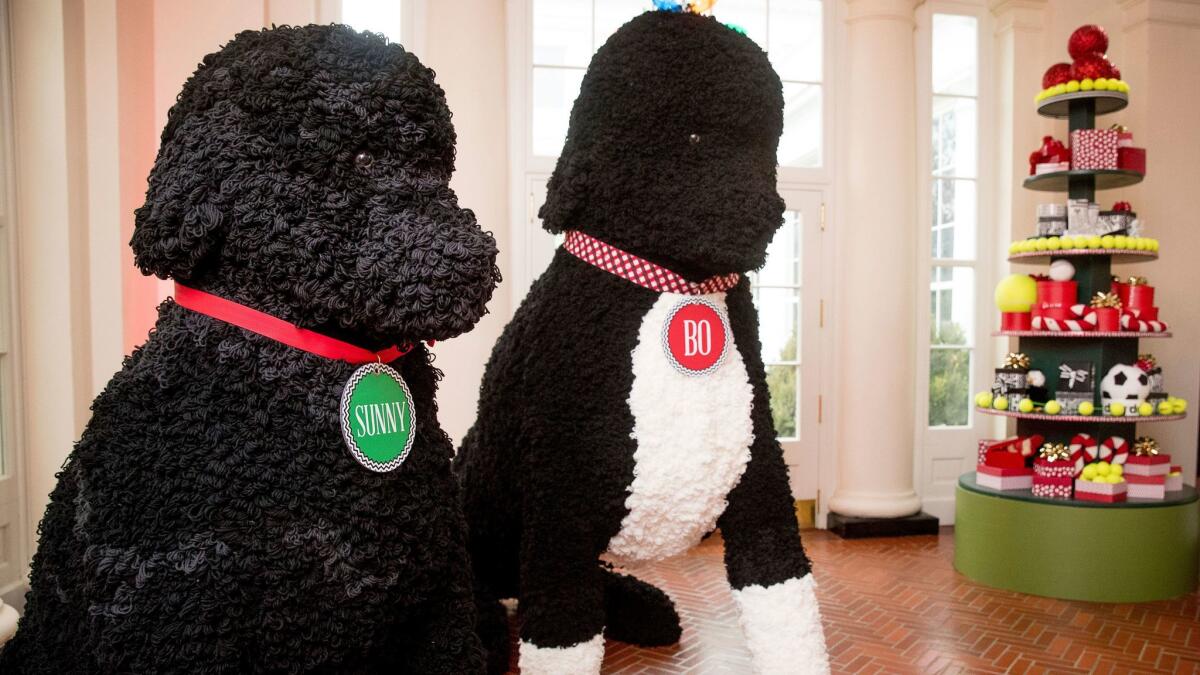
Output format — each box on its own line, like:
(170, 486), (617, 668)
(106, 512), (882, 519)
(506, 528), (1200, 674)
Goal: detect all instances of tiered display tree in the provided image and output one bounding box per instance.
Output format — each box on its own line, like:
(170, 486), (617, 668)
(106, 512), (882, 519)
(953, 25), (1198, 603)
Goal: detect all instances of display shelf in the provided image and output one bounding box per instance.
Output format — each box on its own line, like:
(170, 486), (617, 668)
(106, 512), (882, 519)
(993, 330), (1171, 339)
(1008, 248), (1157, 264)
(1037, 90), (1128, 118)
(955, 473), (1198, 602)
(977, 408), (1186, 423)
(1023, 169), (1144, 192)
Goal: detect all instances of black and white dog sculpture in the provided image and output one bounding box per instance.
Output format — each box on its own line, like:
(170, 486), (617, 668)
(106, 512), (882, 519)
(2, 25), (498, 674)
(456, 10), (829, 675)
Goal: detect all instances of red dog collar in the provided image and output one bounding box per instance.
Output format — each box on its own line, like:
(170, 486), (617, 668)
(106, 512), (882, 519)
(563, 230), (740, 295)
(174, 283), (414, 365)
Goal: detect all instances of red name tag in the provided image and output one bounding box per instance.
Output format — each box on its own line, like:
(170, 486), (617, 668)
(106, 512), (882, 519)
(662, 298), (730, 375)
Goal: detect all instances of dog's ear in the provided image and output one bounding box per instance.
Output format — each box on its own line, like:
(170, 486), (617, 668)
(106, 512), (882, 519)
(538, 136), (591, 234)
(129, 139), (226, 281)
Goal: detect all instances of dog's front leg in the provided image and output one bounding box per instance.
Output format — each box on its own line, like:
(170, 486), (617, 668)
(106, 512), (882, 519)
(516, 457), (607, 675)
(718, 284), (830, 675)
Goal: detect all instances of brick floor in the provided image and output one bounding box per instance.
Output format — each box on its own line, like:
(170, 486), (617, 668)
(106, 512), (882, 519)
(504, 528), (1200, 673)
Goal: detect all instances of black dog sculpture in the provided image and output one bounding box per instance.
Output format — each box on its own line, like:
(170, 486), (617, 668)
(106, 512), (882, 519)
(1, 25), (498, 674)
(456, 10), (829, 675)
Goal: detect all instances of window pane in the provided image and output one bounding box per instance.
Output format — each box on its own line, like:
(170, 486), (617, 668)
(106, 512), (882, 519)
(531, 66), (585, 156)
(768, 0), (822, 82)
(767, 364), (798, 438)
(342, 0), (403, 43)
(755, 210), (802, 286)
(779, 83), (822, 167)
(932, 96), (976, 177)
(533, 0), (593, 67)
(929, 266), (974, 346)
(753, 287), (799, 362)
(932, 14), (977, 96)
(594, 0), (647, 50)
(714, 0), (767, 49)
(928, 348), (971, 426)
(930, 178), (976, 260)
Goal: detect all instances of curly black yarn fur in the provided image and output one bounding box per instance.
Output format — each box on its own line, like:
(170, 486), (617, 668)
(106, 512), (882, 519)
(3, 24), (496, 674)
(457, 11), (813, 673)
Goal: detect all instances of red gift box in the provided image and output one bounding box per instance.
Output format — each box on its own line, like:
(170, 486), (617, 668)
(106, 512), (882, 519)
(1034, 457), (1076, 479)
(1037, 280), (1078, 310)
(1071, 129), (1119, 170)
(1116, 130), (1134, 148)
(1074, 479), (1128, 503)
(977, 439), (1015, 464)
(985, 450), (1025, 469)
(1126, 453), (1170, 476)
(1092, 306), (1120, 331)
(1124, 284), (1155, 310)
(1126, 474), (1166, 500)
(1118, 147), (1146, 174)
(1001, 311), (1032, 330)
(977, 466), (1034, 491)
(1032, 475), (1072, 499)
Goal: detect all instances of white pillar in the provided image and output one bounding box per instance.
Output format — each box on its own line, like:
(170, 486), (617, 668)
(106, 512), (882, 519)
(0, 600), (17, 644)
(829, 0), (923, 519)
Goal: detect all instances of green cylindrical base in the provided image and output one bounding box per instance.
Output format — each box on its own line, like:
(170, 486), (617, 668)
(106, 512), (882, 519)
(955, 476), (1199, 602)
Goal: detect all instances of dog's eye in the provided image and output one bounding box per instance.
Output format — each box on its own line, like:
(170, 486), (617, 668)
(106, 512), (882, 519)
(688, 133), (701, 145)
(354, 150), (375, 169)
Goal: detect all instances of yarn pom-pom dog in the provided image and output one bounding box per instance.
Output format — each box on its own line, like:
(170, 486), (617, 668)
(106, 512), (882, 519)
(455, 9), (829, 675)
(1, 25), (499, 674)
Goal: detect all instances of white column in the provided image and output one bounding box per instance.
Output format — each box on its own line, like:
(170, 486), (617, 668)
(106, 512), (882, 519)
(829, 0), (923, 519)
(0, 600), (17, 644)
(1118, 0), (1200, 482)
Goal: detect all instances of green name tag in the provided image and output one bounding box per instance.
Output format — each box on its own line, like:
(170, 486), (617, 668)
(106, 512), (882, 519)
(339, 363), (416, 472)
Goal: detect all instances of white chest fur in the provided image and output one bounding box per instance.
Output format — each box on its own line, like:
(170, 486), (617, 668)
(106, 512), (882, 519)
(606, 292), (755, 562)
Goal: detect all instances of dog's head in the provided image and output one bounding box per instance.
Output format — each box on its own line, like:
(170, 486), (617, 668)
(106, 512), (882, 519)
(539, 11), (785, 279)
(132, 25), (499, 346)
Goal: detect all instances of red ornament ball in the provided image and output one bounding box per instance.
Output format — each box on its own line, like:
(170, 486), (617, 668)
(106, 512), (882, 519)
(1042, 63), (1073, 89)
(1068, 24), (1108, 60)
(1072, 53), (1113, 81)
(1110, 64), (1121, 80)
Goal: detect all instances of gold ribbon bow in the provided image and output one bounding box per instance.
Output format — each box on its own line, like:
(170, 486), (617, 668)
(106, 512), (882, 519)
(1138, 353), (1158, 368)
(1090, 292), (1122, 309)
(1003, 352), (1031, 370)
(1110, 124), (1130, 133)
(1039, 443), (1072, 462)
(1133, 437), (1160, 457)
(1127, 276), (1149, 286)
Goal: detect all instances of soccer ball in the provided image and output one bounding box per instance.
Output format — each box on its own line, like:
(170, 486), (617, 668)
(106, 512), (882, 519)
(1100, 364), (1150, 406)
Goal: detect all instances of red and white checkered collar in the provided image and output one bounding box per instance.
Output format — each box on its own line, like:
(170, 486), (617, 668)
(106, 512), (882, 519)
(563, 230), (741, 295)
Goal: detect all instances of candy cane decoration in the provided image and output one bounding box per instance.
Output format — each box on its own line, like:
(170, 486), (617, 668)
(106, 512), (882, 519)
(1033, 315), (1089, 332)
(1069, 304), (1099, 329)
(1120, 311), (1168, 333)
(1101, 436), (1129, 465)
(1070, 433), (1097, 474)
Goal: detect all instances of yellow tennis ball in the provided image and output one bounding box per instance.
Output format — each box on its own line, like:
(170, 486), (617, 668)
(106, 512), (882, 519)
(1044, 400), (1062, 415)
(994, 274), (1038, 313)
(1082, 464), (1098, 481)
(1080, 78), (1094, 91)
(1158, 401), (1174, 415)
(1096, 463), (1111, 477)
(1008, 242), (1019, 254)
(1066, 80), (1081, 93)
(1095, 77), (1109, 90)
(976, 391), (993, 408)
(1087, 236), (1103, 248)
(1074, 236), (1090, 249)
(1109, 402), (1126, 417)
(1078, 401), (1095, 416)
(1138, 402), (1154, 416)
(1110, 464), (1123, 477)
(1033, 238), (1049, 251)
(1046, 237), (1063, 251)
(1018, 398), (1035, 413)
(1113, 235), (1128, 249)
(1175, 399), (1188, 412)
(1101, 235), (1116, 248)
(993, 397), (1010, 411)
